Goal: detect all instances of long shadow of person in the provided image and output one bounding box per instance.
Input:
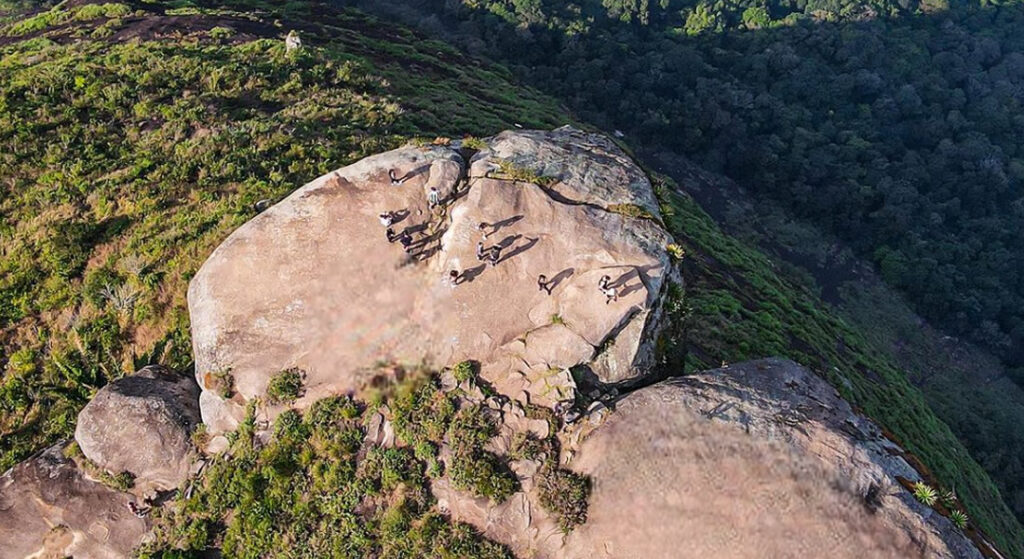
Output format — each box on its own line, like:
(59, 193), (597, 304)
(498, 236), (539, 264)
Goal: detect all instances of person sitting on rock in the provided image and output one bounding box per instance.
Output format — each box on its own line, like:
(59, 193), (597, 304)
(379, 212), (394, 227)
(598, 274), (611, 291)
(386, 227), (397, 243)
(389, 169), (408, 186)
(399, 231), (414, 252)
(427, 186), (440, 209)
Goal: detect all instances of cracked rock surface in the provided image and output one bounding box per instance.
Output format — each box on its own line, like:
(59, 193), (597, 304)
(0, 443), (149, 559)
(188, 127), (673, 435)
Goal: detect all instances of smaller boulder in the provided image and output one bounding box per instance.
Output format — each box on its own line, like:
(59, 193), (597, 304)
(75, 364), (201, 495)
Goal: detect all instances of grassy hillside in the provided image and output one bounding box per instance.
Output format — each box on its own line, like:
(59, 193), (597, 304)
(1, 0), (1022, 556)
(0, 0), (564, 471)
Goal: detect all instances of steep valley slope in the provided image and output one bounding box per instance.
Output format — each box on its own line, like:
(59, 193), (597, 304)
(0, 0), (1022, 557)
(1, 127), (993, 559)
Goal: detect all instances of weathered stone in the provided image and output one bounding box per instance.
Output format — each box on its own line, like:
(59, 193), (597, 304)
(440, 358), (983, 559)
(188, 128), (673, 434)
(0, 443), (149, 559)
(74, 365), (200, 495)
(476, 125), (663, 219)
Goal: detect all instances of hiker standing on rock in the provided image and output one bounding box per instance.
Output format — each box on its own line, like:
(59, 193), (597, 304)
(476, 241), (486, 261)
(427, 186), (440, 209)
(389, 169), (407, 186)
(598, 275), (618, 304)
(448, 270), (461, 287)
(538, 274), (551, 295)
(487, 246), (501, 267)
(386, 227), (397, 243)
(478, 222), (491, 240)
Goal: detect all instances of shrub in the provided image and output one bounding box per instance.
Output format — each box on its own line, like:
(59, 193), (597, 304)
(461, 136), (488, 150)
(607, 203), (655, 220)
(452, 360), (476, 384)
(950, 509), (969, 530)
(537, 466), (590, 532)
(666, 243), (686, 260)
(266, 368), (304, 404)
(449, 451), (519, 503)
(940, 488), (958, 509)
(107, 470), (136, 492)
(912, 481), (938, 506)
(209, 369), (235, 399)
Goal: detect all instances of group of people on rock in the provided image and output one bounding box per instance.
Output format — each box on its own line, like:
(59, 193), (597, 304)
(383, 167), (621, 305)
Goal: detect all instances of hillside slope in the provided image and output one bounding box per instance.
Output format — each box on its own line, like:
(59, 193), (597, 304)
(0, 0), (1022, 557)
(0, 0), (564, 471)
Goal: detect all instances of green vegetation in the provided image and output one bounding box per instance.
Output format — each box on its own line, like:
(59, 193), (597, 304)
(209, 370), (234, 400)
(62, 441), (135, 491)
(952, 509), (970, 531)
(647, 175), (1024, 555)
(447, 406), (520, 502)
(913, 481), (938, 506)
(451, 360), (476, 384)
(266, 368), (303, 404)
(140, 383), (513, 558)
(536, 466), (591, 532)
(492, 159), (557, 187)
(606, 203), (656, 221)
(366, 0), (1024, 538)
(0, 0), (565, 474)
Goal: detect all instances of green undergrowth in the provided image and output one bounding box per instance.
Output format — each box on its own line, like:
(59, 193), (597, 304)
(0, 0), (566, 472)
(652, 173), (1024, 556)
(138, 373), (515, 558)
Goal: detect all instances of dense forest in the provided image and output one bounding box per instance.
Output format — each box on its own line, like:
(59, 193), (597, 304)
(356, 0), (1024, 523)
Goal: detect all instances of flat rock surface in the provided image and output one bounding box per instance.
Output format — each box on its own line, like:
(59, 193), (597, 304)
(74, 364), (201, 495)
(189, 128), (671, 434)
(0, 443), (148, 559)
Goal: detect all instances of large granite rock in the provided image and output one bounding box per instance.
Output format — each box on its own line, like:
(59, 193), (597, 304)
(439, 358), (984, 559)
(0, 443), (149, 559)
(74, 364), (201, 495)
(188, 127), (674, 436)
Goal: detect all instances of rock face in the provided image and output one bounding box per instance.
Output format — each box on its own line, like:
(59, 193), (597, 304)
(439, 358), (983, 559)
(74, 364), (201, 495)
(189, 126), (674, 435)
(0, 443), (149, 559)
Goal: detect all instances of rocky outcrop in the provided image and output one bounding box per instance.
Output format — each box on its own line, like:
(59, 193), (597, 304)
(0, 443), (149, 559)
(74, 364), (201, 496)
(438, 358), (983, 559)
(188, 126), (674, 436)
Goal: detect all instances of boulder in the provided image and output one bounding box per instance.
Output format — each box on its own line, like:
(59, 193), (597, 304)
(188, 128), (674, 435)
(439, 358), (983, 559)
(74, 364), (201, 495)
(0, 443), (149, 559)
